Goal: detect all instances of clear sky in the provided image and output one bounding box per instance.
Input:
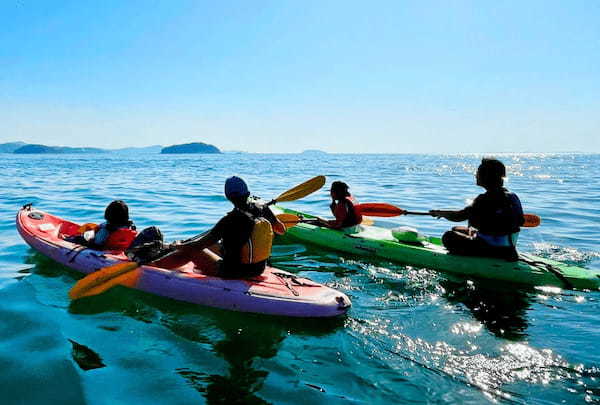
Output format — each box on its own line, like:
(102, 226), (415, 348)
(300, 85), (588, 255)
(1, 1), (599, 153)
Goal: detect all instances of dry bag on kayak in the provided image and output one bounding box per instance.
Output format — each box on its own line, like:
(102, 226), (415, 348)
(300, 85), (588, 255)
(126, 226), (164, 261)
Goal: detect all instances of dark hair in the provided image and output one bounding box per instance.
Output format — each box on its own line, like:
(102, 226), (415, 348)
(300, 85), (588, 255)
(330, 181), (350, 198)
(477, 158), (506, 189)
(104, 200), (130, 227)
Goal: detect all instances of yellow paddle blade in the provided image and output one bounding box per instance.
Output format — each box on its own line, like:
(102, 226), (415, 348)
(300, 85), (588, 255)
(273, 175), (325, 203)
(361, 217), (375, 226)
(69, 261), (140, 300)
(523, 214), (541, 228)
(76, 268), (141, 299)
(276, 213), (301, 229)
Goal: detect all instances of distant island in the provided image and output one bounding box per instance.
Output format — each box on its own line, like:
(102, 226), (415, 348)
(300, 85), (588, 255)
(301, 149), (328, 155)
(0, 142), (27, 153)
(14, 144), (108, 154)
(0, 141), (220, 155)
(161, 142), (221, 154)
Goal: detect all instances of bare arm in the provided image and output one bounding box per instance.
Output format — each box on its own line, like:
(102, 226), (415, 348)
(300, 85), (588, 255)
(271, 217), (286, 235)
(262, 206), (286, 235)
(175, 230), (220, 252)
(429, 209), (470, 222)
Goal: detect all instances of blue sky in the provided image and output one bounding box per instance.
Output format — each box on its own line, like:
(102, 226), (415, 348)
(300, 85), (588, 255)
(1, 1), (599, 152)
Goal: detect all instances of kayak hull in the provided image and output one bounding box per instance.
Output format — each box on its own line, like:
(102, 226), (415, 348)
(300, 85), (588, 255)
(276, 207), (600, 290)
(16, 206), (351, 318)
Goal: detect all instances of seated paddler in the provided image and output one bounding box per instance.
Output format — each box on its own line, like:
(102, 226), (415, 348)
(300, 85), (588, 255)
(71, 200), (137, 251)
(429, 158), (524, 261)
(157, 176), (286, 278)
(317, 181), (363, 230)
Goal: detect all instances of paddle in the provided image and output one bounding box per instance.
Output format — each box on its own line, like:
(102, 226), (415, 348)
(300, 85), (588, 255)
(266, 175), (326, 205)
(356, 203), (541, 228)
(69, 176), (326, 300)
(278, 213), (375, 229)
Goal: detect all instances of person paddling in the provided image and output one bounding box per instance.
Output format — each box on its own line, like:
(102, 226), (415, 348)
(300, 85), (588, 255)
(429, 158), (524, 261)
(158, 176), (286, 278)
(317, 181), (363, 230)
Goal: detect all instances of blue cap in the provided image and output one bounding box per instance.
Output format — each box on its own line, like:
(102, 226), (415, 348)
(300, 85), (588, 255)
(224, 176), (249, 200)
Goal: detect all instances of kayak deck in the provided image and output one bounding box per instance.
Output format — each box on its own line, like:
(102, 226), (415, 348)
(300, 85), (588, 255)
(275, 207), (600, 290)
(16, 205), (351, 317)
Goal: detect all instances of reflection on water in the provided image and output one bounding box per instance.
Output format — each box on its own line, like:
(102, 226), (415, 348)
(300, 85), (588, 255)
(170, 313), (344, 404)
(441, 279), (533, 341)
(176, 319), (283, 405)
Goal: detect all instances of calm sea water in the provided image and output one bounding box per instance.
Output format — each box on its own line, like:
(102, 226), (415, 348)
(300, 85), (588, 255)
(1, 153), (599, 404)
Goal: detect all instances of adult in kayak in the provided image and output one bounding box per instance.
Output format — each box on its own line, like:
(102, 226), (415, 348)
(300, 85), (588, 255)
(70, 200), (137, 251)
(429, 158), (524, 261)
(317, 181), (363, 230)
(157, 176), (286, 278)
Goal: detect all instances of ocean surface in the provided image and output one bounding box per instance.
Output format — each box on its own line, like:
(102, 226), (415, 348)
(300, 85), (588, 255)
(1, 153), (599, 405)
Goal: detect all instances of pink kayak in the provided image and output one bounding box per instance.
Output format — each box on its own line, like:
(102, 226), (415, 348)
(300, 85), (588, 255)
(16, 205), (351, 318)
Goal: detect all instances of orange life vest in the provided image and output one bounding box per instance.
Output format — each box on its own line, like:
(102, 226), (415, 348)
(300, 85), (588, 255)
(239, 214), (274, 265)
(103, 228), (138, 251)
(331, 196), (362, 227)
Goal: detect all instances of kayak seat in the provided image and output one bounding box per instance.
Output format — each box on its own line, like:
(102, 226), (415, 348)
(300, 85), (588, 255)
(59, 222), (81, 238)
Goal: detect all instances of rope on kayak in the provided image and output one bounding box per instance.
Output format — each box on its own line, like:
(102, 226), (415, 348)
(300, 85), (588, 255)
(272, 272), (320, 287)
(518, 254), (574, 290)
(272, 272), (321, 296)
(273, 273), (299, 296)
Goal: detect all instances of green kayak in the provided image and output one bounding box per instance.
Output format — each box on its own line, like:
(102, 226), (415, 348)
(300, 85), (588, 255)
(274, 207), (600, 290)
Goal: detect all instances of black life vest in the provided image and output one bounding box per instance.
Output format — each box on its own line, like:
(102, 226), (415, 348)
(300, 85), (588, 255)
(469, 189), (524, 236)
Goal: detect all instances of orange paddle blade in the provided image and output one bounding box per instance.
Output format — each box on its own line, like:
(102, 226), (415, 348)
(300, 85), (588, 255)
(77, 223), (99, 234)
(356, 203), (405, 217)
(75, 268), (141, 299)
(69, 261), (140, 300)
(523, 214), (541, 228)
(276, 213), (301, 229)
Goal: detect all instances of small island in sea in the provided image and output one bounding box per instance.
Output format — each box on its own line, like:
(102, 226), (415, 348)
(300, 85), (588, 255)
(161, 142), (221, 154)
(301, 149), (328, 155)
(14, 144), (108, 154)
(0, 141), (27, 153)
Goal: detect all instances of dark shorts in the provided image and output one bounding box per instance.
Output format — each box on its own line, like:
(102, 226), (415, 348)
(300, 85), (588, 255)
(442, 230), (518, 261)
(217, 260), (266, 279)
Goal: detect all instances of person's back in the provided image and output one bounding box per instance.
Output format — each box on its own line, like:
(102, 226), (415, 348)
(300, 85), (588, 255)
(213, 201), (275, 277)
(468, 188), (523, 244)
(92, 200), (137, 250)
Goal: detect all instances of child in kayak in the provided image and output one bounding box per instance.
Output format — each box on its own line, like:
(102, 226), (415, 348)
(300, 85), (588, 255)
(318, 181), (363, 230)
(159, 176), (286, 278)
(429, 158), (524, 261)
(75, 200), (137, 250)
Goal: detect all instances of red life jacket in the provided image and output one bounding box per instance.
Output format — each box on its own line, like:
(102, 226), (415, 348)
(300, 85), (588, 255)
(331, 196), (363, 227)
(103, 228), (138, 251)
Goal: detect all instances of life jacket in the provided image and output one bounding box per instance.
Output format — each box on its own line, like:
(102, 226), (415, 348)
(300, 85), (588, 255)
(103, 227), (138, 251)
(238, 210), (274, 265)
(331, 196), (363, 228)
(469, 190), (524, 238)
